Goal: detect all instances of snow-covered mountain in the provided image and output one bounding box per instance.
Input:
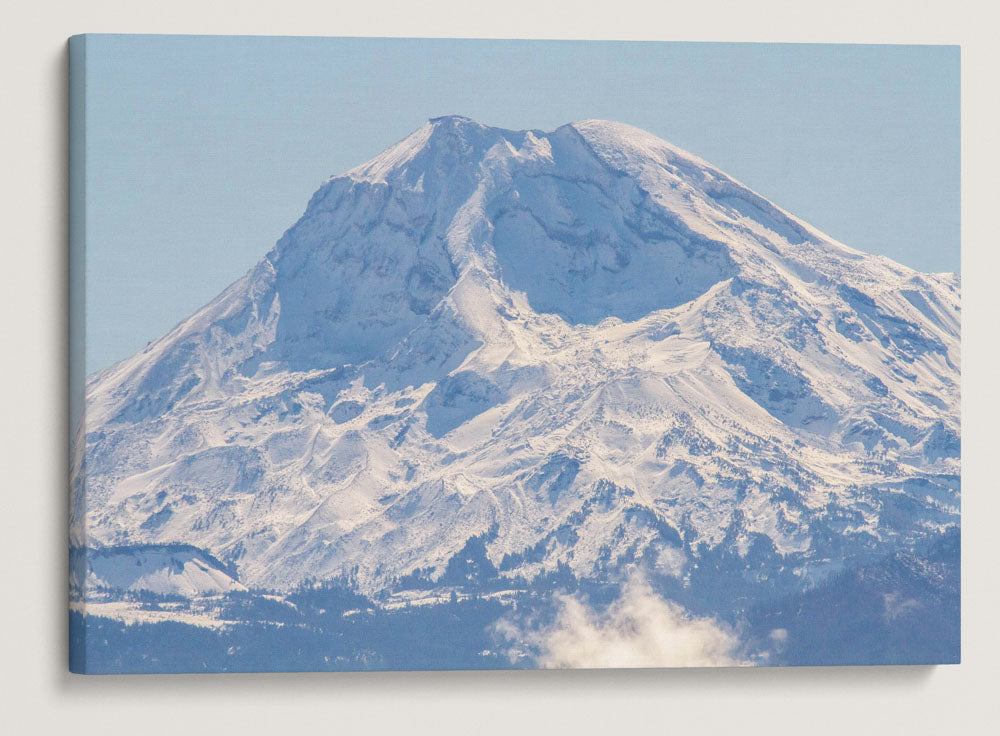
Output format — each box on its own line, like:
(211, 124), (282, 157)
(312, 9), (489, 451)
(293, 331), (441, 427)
(72, 116), (960, 603)
(71, 544), (244, 597)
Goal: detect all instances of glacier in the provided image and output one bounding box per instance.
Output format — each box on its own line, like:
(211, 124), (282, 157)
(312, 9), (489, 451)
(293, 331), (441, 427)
(70, 116), (960, 668)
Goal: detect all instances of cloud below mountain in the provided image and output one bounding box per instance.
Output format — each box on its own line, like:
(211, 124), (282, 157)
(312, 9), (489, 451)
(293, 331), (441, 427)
(508, 578), (746, 669)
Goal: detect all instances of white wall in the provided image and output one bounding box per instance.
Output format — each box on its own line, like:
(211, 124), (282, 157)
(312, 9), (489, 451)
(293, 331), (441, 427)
(2, 2), (997, 733)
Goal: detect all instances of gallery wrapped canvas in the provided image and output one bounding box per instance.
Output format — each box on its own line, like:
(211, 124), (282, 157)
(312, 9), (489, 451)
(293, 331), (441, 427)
(69, 35), (960, 673)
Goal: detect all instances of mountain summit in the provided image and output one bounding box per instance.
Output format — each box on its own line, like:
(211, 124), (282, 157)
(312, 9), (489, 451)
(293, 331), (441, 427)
(73, 118), (960, 603)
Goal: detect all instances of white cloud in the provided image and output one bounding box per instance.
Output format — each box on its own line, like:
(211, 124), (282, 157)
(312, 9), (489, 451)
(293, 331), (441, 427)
(501, 578), (748, 669)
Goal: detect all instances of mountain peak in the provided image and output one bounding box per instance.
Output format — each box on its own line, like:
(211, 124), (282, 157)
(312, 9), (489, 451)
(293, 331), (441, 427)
(344, 115), (513, 184)
(427, 114), (483, 126)
(569, 118), (729, 185)
(340, 117), (779, 240)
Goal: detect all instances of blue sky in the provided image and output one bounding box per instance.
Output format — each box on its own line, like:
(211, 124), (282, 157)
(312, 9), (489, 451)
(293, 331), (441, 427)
(81, 36), (959, 374)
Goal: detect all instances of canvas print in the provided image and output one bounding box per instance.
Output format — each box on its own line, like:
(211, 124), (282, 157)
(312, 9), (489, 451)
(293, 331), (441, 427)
(68, 36), (960, 673)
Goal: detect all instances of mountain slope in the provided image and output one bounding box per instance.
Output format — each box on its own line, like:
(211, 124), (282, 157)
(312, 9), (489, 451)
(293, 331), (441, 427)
(72, 116), (960, 604)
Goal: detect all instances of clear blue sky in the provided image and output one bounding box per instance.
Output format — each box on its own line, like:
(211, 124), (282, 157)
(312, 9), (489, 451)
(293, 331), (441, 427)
(81, 35), (959, 374)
